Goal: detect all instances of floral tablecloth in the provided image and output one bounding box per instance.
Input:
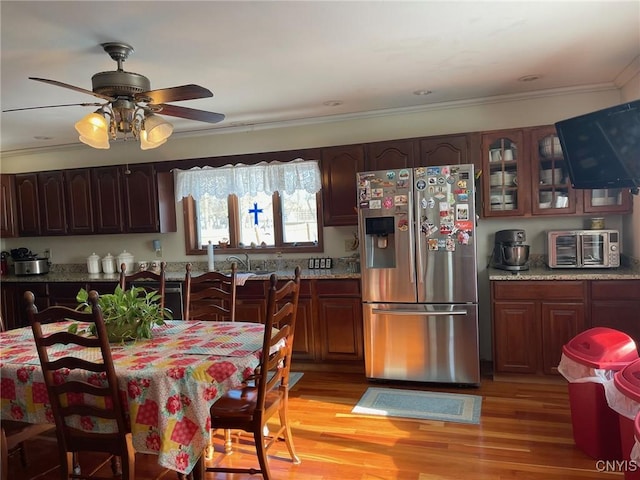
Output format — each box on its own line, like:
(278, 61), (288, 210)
(0, 320), (267, 474)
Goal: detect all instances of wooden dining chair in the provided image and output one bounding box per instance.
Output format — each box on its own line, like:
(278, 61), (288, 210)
(119, 261), (167, 310)
(0, 313), (55, 480)
(202, 266), (302, 480)
(183, 262), (237, 321)
(25, 290), (136, 480)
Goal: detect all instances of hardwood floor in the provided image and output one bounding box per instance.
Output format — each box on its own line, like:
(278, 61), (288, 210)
(6, 369), (621, 479)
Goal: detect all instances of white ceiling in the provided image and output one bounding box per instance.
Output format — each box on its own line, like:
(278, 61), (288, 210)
(1, 1), (639, 154)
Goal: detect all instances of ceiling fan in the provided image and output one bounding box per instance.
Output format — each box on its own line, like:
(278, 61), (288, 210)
(3, 42), (225, 149)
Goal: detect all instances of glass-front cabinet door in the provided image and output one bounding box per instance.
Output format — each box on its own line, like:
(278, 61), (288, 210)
(482, 130), (526, 217)
(530, 126), (576, 215)
(582, 188), (633, 213)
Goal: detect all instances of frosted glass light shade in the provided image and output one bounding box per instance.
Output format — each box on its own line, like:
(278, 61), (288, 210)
(140, 129), (167, 150)
(79, 135), (110, 149)
(74, 112), (109, 140)
(144, 114), (173, 143)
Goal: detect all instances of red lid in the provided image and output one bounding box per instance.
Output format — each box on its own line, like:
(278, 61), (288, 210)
(562, 327), (638, 370)
(614, 358), (640, 402)
(635, 411), (640, 443)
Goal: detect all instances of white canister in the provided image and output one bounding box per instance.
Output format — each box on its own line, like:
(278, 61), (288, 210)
(101, 253), (116, 274)
(87, 252), (102, 274)
(117, 250), (135, 274)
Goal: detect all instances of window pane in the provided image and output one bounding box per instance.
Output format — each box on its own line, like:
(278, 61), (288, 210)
(282, 190), (318, 243)
(239, 192), (275, 246)
(198, 196), (230, 247)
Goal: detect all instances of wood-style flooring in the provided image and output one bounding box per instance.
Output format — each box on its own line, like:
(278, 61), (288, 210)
(5, 369), (620, 479)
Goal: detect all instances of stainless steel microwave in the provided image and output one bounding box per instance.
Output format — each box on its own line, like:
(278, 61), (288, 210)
(546, 230), (620, 268)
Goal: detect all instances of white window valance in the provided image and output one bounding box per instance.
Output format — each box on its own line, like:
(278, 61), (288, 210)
(174, 158), (322, 201)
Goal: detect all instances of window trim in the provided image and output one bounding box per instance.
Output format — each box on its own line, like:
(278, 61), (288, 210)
(183, 192), (324, 256)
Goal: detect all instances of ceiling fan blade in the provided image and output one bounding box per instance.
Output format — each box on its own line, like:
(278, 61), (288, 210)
(156, 104), (225, 124)
(29, 77), (114, 101)
(3, 102), (104, 112)
(139, 84), (213, 104)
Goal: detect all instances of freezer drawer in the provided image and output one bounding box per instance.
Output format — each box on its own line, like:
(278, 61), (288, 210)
(363, 303), (480, 384)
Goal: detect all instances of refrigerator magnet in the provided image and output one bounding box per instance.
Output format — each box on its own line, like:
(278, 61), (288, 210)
(426, 167), (439, 176)
(398, 218), (409, 231)
(415, 167), (426, 177)
(399, 169), (410, 180)
(457, 230), (471, 245)
(383, 196), (394, 209)
(369, 199), (382, 209)
(371, 188), (384, 198)
(394, 195), (407, 206)
(446, 237), (456, 251)
(428, 238), (438, 250)
(456, 204), (470, 221)
(416, 179), (426, 190)
(386, 171), (396, 180)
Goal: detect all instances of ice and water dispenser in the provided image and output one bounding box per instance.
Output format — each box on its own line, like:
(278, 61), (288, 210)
(364, 216), (396, 268)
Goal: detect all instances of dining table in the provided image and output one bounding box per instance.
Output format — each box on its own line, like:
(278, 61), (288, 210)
(0, 319), (269, 476)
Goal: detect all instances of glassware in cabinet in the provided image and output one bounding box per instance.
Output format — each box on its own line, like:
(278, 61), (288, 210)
(482, 130), (525, 216)
(530, 128), (576, 215)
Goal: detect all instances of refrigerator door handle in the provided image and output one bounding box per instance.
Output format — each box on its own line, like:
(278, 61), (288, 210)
(408, 190), (416, 284)
(413, 190), (424, 285)
(372, 309), (467, 316)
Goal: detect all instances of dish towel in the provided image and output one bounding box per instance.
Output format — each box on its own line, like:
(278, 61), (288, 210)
(236, 273), (255, 286)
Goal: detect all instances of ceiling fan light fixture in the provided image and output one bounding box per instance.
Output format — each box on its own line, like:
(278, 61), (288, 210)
(139, 129), (167, 150)
(144, 114), (174, 143)
(74, 111), (109, 139)
(78, 134), (110, 149)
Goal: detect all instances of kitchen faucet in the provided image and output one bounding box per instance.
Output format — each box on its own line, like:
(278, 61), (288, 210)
(226, 253), (250, 271)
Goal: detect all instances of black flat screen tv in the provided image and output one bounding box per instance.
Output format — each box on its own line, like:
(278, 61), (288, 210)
(555, 100), (640, 193)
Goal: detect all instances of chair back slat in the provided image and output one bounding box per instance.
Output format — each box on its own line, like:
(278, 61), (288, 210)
(184, 263), (237, 321)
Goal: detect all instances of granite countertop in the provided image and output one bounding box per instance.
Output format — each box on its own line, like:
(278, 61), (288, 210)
(0, 267), (361, 283)
(488, 265), (640, 281)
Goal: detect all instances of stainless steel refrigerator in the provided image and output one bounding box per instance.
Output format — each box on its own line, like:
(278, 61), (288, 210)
(357, 164), (480, 384)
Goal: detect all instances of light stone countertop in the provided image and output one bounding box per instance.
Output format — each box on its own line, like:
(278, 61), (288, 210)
(0, 267), (360, 283)
(488, 265), (640, 281)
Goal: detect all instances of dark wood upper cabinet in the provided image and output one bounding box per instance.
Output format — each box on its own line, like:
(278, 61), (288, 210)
(365, 139), (419, 170)
(91, 166), (124, 234)
(64, 169), (94, 235)
(38, 171), (67, 235)
(420, 133), (480, 169)
(0, 174), (18, 238)
(15, 173), (41, 236)
(321, 144), (364, 226)
(122, 164), (159, 233)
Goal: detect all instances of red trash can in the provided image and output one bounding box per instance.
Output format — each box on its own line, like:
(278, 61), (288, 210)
(609, 358), (640, 479)
(632, 412), (640, 469)
(559, 327), (638, 461)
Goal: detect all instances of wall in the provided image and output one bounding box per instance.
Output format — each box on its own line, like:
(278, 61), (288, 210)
(1, 86), (633, 361)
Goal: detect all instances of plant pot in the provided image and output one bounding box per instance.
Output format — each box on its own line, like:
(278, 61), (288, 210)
(105, 322), (138, 343)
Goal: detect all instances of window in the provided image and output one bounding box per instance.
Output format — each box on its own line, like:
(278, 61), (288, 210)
(176, 160), (323, 254)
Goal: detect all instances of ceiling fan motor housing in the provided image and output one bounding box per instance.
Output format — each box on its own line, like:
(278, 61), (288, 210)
(91, 70), (151, 98)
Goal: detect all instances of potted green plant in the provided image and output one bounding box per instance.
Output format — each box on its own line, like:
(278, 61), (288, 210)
(70, 285), (172, 342)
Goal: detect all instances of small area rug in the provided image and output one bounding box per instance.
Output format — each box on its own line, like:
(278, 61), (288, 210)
(352, 387), (481, 424)
(288, 371), (304, 388)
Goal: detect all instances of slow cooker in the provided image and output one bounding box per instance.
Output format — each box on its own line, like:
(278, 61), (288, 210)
(14, 258), (50, 276)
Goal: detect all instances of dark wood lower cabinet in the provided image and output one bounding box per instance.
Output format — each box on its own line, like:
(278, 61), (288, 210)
(492, 280), (586, 376)
(591, 280), (640, 346)
(235, 278), (363, 364)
